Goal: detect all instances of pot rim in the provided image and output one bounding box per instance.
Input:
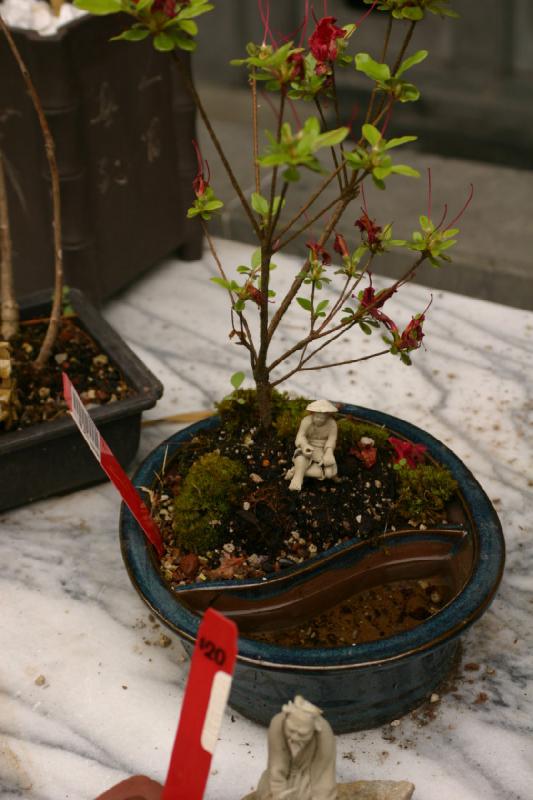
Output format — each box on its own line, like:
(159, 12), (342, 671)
(120, 404), (505, 669)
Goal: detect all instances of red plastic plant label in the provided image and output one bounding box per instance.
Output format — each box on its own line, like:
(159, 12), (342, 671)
(62, 372), (164, 556)
(162, 608), (238, 800)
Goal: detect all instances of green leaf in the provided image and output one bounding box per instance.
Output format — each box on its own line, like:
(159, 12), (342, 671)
(172, 34), (197, 51)
(233, 299), (246, 312)
(73, 0), (122, 14)
(315, 299), (330, 313)
(355, 53), (391, 82)
(384, 135), (418, 150)
(153, 32), (175, 51)
(251, 249), (262, 269)
(178, 2), (214, 19)
(396, 50), (428, 78)
(178, 19), (198, 36)
(362, 124), (382, 147)
(211, 277), (231, 289)
(359, 321), (372, 335)
(251, 192), (270, 216)
(296, 297), (312, 311)
(316, 127), (350, 149)
(111, 27), (150, 41)
(391, 164), (420, 177)
(230, 371), (245, 390)
(402, 6), (424, 20)
(203, 200), (224, 211)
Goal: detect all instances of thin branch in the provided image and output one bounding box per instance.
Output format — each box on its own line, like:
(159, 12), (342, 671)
(315, 97), (344, 193)
(0, 14), (63, 369)
(276, 191), (347, 252)
(364, 14), (393, 125)
(172, 52), (262, 241)
(300, 348), (390, 372)
(0, 151), (19, 339)
(251, 71), (261, 195)
(201, 221), (257, 365)
(330, 69), (349, 187)
(274, 160), (347, 244)
(266, 90), (286, 243)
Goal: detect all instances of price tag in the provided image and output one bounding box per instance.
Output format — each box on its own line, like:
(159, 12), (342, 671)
(62, 372), (164, 556)
(162, 609), (238, 800)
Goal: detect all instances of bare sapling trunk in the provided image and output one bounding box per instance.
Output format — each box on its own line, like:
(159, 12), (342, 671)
(0, 152), (19, 339)
(0, 14), (63, 370)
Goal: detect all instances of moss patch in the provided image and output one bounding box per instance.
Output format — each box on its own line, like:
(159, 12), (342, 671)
(395, 463), (458, 524)
(173, 450), (248, 552)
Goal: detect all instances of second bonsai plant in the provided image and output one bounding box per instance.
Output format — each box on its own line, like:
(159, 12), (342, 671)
(75, 0), (504, 728)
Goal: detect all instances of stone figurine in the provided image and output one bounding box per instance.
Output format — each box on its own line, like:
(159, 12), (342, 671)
(285, 400), (338, 492)
(244, 695), (415, 800)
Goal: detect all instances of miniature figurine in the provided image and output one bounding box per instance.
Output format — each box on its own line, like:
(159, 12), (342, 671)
(251, 695), (337, 800)
(286, 400), (338, 492)
(244, 695), (416, 800)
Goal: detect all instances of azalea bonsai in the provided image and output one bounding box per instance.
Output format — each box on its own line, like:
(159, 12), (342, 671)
(73, 0), (468, 433)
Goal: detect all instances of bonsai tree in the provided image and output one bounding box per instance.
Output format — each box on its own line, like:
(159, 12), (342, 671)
(74, 0), (468, 430)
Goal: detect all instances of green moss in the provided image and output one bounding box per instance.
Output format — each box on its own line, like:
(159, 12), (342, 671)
(215, 389), (260, 435)
(336, 417), (390, 456)
(395, 463), (458, 524)
(272, 395), (310, 443)
(173, 451), (247, 552)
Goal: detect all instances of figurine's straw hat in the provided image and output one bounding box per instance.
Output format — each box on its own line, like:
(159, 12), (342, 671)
(306, 399), (338, 414)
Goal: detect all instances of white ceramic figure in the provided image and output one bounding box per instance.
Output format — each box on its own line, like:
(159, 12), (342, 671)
(253, 695), (337, 800)
(286, 400), (338, 492)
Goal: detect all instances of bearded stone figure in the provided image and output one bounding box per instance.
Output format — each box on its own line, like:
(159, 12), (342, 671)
(252, 695), (337, 800)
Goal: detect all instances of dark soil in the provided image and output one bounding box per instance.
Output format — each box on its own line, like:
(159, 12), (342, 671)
(2, 317), (133, 432)
(247, 575), (451, 647)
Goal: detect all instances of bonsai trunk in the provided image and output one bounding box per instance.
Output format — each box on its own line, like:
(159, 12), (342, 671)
(0, 153), (19, 339)
(254, 371), (273, 431)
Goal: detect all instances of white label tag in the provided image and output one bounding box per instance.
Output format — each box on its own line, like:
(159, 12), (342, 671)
(69, 383), (101, 461)
(200, 671), (233, 755)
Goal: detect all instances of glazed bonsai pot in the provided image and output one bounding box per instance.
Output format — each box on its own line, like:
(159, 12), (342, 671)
(120, 405), (504, 733)
(0, 288), (163, 511)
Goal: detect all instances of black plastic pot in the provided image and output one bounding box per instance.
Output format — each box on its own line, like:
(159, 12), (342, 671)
(0, 288), (162, 511)
(0, 14), (202, 305)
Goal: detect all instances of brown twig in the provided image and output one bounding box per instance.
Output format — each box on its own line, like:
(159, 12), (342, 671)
(0, 152), (19, 339)
(172, 52), (262, 241)
(0, 14), (63, 369)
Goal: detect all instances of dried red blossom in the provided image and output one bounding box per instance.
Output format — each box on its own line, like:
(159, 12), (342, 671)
(388, 437), (427, 469)
(333, 232), (350, 258)
(151, 0), (177, 18)
(397, 314), (426, 351)
(309, 16), (346, 64)
(288, 51), (306, 80)
(359, 278), (398, 332)
(245, 284), (269, 307)
(192, 139), (210, 197)
(306, 240), (332, 265)
(355, 210), (382, 247)
(350, 442), (377, 469)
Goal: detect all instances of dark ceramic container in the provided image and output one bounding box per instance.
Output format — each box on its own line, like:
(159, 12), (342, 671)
(0, 289), (162, 511)
(120, 406), (504, 733)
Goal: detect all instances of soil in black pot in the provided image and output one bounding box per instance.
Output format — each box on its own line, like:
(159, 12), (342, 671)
(2, 316), (134, 432)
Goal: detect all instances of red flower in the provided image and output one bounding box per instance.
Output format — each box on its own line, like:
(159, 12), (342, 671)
(288, 51), (305, 80)
(388, 437), (427, 469)
(309, 16), (346, 64)
(397, 314), (426, 351)
(151, 0), (177, 18)
(306, 240), (332, 265)
(333, 232), (349, 258)
(359, 277), (398, 332)
(192, 139), (210, 197)
(355, 210), (382, 247)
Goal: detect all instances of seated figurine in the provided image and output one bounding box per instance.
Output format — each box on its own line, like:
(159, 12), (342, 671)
(251, 695), (337, 800)
(285, 400), (338, 492)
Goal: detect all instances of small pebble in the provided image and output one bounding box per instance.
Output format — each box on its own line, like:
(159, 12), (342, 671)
(390, 719), (401, 727)
(35, 675), (46, 686)
(430, 693), (440, 703)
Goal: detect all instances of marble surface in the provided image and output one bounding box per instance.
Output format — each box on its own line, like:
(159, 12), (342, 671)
(1, 238), (532, 800)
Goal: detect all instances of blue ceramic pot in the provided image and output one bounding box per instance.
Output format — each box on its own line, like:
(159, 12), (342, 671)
(120, 405), (504, 733)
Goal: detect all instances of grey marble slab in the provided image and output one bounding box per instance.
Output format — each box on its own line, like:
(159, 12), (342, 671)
(1, 239), (532, 800)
